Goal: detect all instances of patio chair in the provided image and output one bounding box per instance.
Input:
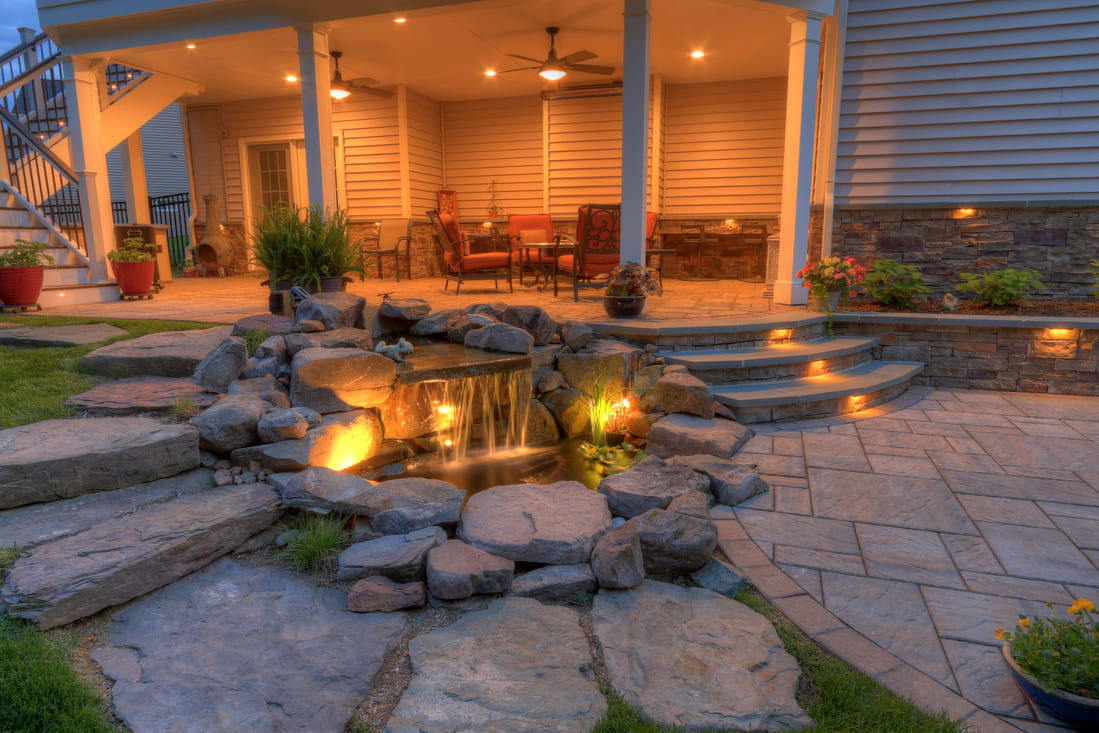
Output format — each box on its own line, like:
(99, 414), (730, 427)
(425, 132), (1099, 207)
(361, 218), (412, 281)
(555, 203), (621, 301)
(427, 209), (513, 294)
(644, 212), (672, 289)
(507, 213), (559, 287)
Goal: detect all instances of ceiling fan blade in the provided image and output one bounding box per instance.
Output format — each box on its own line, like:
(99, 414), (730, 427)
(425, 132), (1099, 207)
(563, 62), (615, 75)
(357, 86), (394, 98)
(561, 49), (596, 64)
(506, 53), (545, 64)
(348, 76), (380, 87)
(497, 65), (540, 73)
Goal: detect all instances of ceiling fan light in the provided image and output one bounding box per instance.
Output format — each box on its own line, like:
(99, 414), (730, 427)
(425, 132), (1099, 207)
(330, 87), (351, 99)
(539, 65), (566, 81)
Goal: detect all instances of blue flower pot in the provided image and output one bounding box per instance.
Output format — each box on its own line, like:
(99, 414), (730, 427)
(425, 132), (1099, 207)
(1002, 643), (1099, 730)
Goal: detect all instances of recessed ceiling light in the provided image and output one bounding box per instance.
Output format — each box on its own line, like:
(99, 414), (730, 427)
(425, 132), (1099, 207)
(691, 50), (704, 58)
(394, 17), (406, 23)
(186, 43), (196, 49)
(484, 69), (496, 77)
(285, 75), (298, 82)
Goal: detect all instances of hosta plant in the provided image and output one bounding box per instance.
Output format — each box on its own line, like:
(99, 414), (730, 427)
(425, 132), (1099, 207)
(956, 267), (1045, 307)
(863, 258), (929, 309)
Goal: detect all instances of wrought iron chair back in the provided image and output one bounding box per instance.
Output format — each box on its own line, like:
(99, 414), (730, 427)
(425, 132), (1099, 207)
(427, 209), (513, 294)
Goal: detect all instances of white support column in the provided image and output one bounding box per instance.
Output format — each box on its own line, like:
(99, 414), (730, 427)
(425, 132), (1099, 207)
(62, 55), (115, 282)
(773, 11), (825, 306)
(620, 0), (650, 266)
(120, 130), (151, 222)
(296, 27), (337, 211)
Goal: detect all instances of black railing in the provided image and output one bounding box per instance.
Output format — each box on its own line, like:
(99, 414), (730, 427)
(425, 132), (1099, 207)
(1, 33), (66, 151)
(112, 201), (128, 223)
(149, 192), (192, 266)
(0, 106), (85, 252)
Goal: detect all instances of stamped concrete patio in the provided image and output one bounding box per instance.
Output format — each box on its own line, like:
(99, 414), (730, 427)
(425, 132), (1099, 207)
(29, 276), (1099, 731)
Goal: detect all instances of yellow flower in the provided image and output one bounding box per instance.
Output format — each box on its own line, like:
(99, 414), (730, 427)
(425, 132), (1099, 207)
(1019, 618), (1030, 628)
(1068, 598), (1095, 614)
(995, 626), (1005, 640)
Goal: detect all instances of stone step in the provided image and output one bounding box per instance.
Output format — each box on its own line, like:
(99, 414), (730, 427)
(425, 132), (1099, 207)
(662, 336), (878, 384)
(711, 360), (924, 423)
(1, 483), (284, 628)
(590, 312), (829, 351)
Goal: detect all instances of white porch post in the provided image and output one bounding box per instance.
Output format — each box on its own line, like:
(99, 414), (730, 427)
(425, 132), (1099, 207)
(120, 131), (151, 222)
(296, 27), (337, 211)
(620, 0), (650, 266)
(773, 11), (824, 306)
(62, 55), (116, 282)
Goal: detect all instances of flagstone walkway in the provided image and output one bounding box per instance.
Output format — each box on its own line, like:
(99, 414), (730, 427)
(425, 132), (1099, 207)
(715, 387), (1099, 732)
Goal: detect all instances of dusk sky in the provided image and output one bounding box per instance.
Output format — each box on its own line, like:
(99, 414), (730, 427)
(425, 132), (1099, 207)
(1, 0), (41, 47)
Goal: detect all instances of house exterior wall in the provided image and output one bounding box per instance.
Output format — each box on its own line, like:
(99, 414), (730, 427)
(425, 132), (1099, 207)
(546, 95), (623, 218)
(404, 89), (444, 217)
(107, 103), (190, 203)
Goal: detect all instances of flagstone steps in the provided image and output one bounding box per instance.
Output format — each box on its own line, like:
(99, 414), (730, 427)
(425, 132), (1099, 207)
(663, 336), (878, 384)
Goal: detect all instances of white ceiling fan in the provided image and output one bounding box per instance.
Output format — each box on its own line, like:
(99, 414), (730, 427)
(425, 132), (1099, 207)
(500, 27), (615, 81)
(330, 51), (394, 99)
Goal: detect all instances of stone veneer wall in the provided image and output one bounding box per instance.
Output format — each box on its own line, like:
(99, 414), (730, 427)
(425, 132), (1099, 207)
(829, 206), (1099, 301)
(832, 315), (1099, 395)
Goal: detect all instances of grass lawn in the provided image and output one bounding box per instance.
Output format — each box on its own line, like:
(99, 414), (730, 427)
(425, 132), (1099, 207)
(0, 315), (216, 430)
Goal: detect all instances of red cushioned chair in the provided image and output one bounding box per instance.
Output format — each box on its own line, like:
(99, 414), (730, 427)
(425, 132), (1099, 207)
(506, 214), (559, 287)
(427, 209), (512, 294)
(555, 203), (621, 301)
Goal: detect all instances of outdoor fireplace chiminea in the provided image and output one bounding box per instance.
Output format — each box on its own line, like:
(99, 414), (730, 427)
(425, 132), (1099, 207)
(194, 194), (234, 276)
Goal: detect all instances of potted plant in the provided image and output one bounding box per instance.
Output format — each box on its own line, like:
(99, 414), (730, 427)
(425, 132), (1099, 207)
(0, 239), (54, 308)
(797, 256), (866, 313)
(603, 261), (659, 318)
(996, 597), (1098, 728)
(250, 203), (364, 297)
(109, 236), (157, 296)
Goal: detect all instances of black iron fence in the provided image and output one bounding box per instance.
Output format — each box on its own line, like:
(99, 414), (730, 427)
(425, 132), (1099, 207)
(111, 201), (128, 223)
(148, 192), (192, 266)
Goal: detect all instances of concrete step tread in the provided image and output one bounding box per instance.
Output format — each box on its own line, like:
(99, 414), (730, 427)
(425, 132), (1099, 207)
(712, 361), (924, 407)
(662, 336), (878, 369)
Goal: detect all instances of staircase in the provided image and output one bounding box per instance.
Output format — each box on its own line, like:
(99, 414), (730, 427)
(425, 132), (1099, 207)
(593, 313), (923, 423)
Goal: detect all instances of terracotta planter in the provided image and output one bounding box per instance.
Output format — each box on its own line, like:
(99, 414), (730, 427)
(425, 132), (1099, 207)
(1002, 643), (1099, 728)
(112, 260), (156, 295)
(0, 266), (45, 306)
(603, 295), (646, 318)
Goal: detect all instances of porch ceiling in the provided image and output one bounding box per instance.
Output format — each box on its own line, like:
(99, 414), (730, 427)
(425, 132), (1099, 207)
(51, 0), (794, 104)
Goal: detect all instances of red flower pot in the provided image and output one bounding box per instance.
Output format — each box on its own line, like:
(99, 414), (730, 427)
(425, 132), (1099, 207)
(0, 266), (45, 306)
(112, 260), (156, 295)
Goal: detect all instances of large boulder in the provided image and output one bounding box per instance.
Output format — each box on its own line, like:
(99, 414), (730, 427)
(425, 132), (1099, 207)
(560, 321), (592, 351)
(192, 337), (248, 393)
(646, 414), (753, 459)
(410, 308), (463, 336)
(64, 377), (218, 416)
(191, 394), (267, 453)
(540, 387), (590, 438)
(426, 540), (514, 600)
(232, 313), (296, 336)
(336, 526), (446, 583)
(525, 398), (561, 444)
(289, 347), (397, 413)
(458, 481), (611, 564)
(284, 328), (373, 355)
(371, 478), (464, 534)
(279, 466), (390, 516)
(673, 455), (770, 506)
(590, 523), (645, 589)
(1, 484), (283, 628)
(507, 564), (597, 602)
(347, 576), (426, 613)
(464, 323), (533, 354)
(649, 372), (715, 418)
(80, 326), (233, 378)
(256, 407), (309, 443)
(385, 597), (606, 733)
(379, 297), (432, 321)
(376, 382), (436, 440)
(591, 581), (810, 731)
(501, 305), (557, 346)
(295, 292), (366, 331)
(556, 339), (639, 396)
(597, 455), (712, 519)
(629, 508), (718, 577)
(0, 418), (199, 510)
(231, 410), (382, 472)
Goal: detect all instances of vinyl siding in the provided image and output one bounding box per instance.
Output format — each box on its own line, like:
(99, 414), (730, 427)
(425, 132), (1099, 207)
(218, 95), (303, 220)
(405, 89), (444, 217)
(336, 94), (402, 217)
(107, 103), (189, 202)
(662, 78), (786, 216)
(441, 96), (544, 217)
(547, 95), (622, 218)
(837, 0), (1099, 205)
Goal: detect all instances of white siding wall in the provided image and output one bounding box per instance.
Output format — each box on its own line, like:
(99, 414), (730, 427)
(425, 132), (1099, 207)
(405, 90), (444, 217)
(335, 94), (402, 217)
(547, 95), (623, 218)
(837, 0), (1099, 205)
(663, 78), (786, 216)
(107, 103), (189, 202)
(441, 96), (543, 217)
(218, 96), (303, 220)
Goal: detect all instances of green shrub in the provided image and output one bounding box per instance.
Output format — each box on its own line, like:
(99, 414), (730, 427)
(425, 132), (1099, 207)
(956, 268), (1045, 307)
(107, 236), (154, 263)
(0, 239), (55, 268)
(863, 258), (929, 309)
(282, 513), (350, 574)
(1086, 260), (1099, 300)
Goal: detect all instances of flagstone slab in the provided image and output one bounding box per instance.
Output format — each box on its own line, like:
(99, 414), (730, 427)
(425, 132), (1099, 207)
(941, 470), (1099, 506)
(0, 417), (200, 509)
(80, 326), (232, 377)
(821, 573), (956, 690)
(735, 508), (859, 555)
(856, 428), (951, 451)
(0, 323), (127, 347)
(773, 545), (866, 576)
(808, 468), (976, 534)
(733, 452), (806, 477)
(941, 535), (1005, 575)
(866, 454), (942, 479)
(977, 522), (1099, 585)
(971, 432), (1099, 474)
(1002, 392), (1099, 420)
(922, 587), (1069, 645)
(2, 483), (283, 628)
(592, 580), (811, 731)
(0, 468), (214, 549)
(1047, 515), (1099, 550)
(957, 495), (1054, 528)
(855, 524), (965, 589)
(385, 597), (605, 733)
(65, 377), (218, 415)
(960, 572), (1076, 604)
(94, 558), (406, 733)
(801, 433), (871, 472)
(941, 640), (1033, 719)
